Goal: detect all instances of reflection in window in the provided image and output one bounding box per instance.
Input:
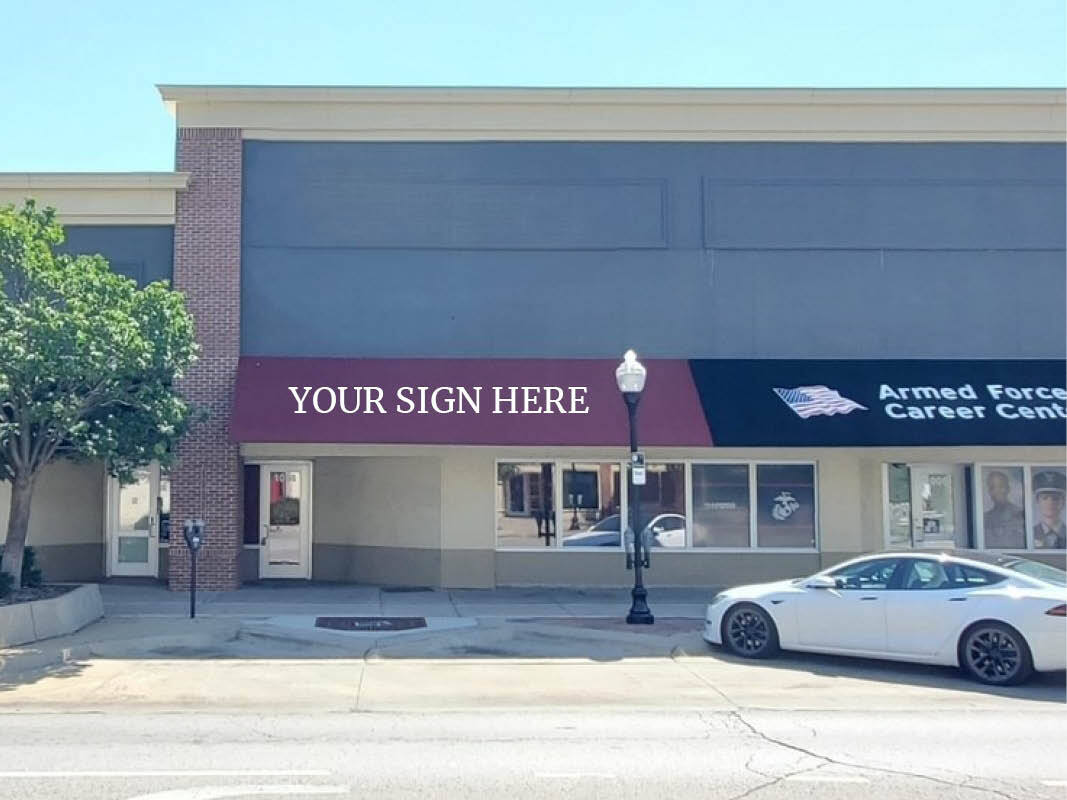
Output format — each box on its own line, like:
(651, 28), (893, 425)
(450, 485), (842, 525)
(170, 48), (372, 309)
(269, 471), (301, 525)
(636, 463), (686, 548)
(887, 464), (911, 548)
(756, 464), (815, 548)
(692, 464), (750, 548)
(119, 468), (152, 531)
(158, 469), (171, 542)
(496, 462), (556, 548)
(561, 463), (622, 547)
(830, 558), (900, 590)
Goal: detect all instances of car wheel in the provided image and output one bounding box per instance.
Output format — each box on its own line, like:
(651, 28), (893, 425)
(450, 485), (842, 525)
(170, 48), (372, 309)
(958, 621), (1034, 686)
(722, 603), (780, 659)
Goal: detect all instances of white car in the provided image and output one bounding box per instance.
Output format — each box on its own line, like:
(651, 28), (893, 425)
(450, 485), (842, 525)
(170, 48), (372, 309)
(703, 551), (1066, 685)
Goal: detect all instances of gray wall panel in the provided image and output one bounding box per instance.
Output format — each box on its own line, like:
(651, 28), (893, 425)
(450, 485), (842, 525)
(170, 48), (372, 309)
(242, 141), (1065, 359)
(704, 181), (1064, 249)
(61, 226), (174, 286)
(246, 180), (668, 250)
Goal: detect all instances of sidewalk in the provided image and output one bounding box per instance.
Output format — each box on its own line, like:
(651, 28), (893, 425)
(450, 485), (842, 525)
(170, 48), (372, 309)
(99, 582), (717, 620)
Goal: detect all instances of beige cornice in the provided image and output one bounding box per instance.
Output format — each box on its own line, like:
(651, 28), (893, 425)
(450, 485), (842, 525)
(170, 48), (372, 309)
(0, 172), (189, 225)
(158, 86), (1066, 142)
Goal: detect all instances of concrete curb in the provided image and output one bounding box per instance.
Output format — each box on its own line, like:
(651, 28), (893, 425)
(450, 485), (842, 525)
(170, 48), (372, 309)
(0, 584), (104, 648)
(240, 617), (480, 653)
(0, 621), (240, 679)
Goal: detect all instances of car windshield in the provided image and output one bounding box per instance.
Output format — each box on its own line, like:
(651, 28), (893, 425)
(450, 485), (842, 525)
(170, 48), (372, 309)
(1003, 558), (1067, 587)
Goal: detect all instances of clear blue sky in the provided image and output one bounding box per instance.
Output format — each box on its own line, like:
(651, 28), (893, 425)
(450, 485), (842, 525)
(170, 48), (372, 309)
(2, 0), (1063, 171)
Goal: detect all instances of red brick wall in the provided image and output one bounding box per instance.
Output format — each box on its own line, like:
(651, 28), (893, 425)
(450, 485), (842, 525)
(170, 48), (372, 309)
(168, 127), (243, 590)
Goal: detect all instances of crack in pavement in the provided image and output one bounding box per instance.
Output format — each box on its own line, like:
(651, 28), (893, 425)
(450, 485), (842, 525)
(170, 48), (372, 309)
(673, 652), (1024, 800)
(725, 709), (1024, 800)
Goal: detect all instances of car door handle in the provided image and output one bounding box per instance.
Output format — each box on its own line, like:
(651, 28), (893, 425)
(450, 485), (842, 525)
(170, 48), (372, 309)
(949, 597), (967, 602)
(860, 596), (879, 601)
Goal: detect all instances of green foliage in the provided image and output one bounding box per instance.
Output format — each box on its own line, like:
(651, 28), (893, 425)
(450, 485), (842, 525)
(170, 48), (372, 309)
(21, 545), (42, 588)
(0, 200), (199, 484)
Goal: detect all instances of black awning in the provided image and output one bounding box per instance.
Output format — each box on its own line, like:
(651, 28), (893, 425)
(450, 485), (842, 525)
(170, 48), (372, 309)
(688, 360), (1066, 447)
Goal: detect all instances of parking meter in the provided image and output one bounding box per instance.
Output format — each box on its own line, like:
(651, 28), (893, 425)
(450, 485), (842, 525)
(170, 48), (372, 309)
(182, 518), (206, 618)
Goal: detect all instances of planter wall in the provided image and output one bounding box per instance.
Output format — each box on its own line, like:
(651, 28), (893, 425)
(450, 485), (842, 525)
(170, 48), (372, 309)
(0, 584), (104, 648)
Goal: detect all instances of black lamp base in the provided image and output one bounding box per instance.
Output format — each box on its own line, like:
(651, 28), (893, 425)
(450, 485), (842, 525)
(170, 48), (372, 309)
(626, 587), (655, 625)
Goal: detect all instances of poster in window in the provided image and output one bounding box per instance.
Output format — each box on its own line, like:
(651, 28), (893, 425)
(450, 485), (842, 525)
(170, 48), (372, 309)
(756, 464), (815, 548)
(980, 467), (1025, 549)
(1030, 466), (1066, 550)
(692, 464), (750, 547)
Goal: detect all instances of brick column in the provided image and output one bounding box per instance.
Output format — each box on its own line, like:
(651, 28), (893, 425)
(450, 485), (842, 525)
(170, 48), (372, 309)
(169, 127), (243, 590)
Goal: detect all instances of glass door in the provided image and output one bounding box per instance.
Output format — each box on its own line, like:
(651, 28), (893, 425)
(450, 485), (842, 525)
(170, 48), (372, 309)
(108, 464), (163, 577)
(259, 463), (312, 579)
(887, 464), (970, 549)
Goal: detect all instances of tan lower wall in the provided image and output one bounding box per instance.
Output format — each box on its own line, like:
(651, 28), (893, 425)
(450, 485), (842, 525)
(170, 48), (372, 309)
(0, 461), (104, 548)
(495, 551), (821, 587)
(312, 455), (442, 549)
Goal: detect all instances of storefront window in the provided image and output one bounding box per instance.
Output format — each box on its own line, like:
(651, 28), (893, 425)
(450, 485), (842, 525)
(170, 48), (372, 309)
(979, 466), (1026, 550)
(268, 470), (302, 525)
(1030, 466), (1066, 550)
(496, 462), (556, 548)
(637, 463), (686, 548)
(756, 464), (816, 548)
(692, 464), (750, 548)
(493, 458), (818, 552)
(561, 463), (622, 547)
(887, 464), (911, 548)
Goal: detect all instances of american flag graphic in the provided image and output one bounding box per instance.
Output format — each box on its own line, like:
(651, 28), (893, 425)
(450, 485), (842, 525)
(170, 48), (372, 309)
(773, 386), (867, 419)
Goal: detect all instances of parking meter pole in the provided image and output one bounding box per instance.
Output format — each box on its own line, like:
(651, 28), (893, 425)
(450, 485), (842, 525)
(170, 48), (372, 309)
(624, 392), (654, 625)
(190, 545), (197, 619)
(183, 519), (204, 620)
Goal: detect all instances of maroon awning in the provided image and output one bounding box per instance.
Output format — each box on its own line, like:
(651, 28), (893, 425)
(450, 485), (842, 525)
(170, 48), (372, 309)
(230, 357), (713, 447)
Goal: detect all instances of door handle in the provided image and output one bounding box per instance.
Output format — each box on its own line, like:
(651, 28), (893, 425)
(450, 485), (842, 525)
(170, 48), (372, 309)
(261, 523), (268, 546)
(860, 596), (879, 601)
(949, 597), (967, 602)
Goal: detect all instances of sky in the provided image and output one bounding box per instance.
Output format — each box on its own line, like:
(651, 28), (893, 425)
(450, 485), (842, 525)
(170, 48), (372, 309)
(1, 0), (1064, 172)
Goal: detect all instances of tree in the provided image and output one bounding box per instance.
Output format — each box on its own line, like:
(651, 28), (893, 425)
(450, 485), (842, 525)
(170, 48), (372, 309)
(0, 200), (198, 588)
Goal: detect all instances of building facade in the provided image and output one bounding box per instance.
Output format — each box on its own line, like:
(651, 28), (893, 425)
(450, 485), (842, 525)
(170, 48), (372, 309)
(1, 87), (1065, 589)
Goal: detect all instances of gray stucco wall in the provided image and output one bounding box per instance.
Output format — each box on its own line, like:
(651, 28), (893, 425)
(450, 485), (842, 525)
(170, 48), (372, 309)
(242, 141), (1065, 359)
(61, 225), (174, 287)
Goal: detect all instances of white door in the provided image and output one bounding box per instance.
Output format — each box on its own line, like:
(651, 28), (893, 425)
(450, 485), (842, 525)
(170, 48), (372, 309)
(910, 465), (968, 549)
(108, 464), (166, 577)
(259, 463), (311, 579)
(794, 557), (902, 653)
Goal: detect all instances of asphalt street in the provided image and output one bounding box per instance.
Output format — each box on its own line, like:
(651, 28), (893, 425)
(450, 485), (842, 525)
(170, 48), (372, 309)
(0, 710), (1064, 799)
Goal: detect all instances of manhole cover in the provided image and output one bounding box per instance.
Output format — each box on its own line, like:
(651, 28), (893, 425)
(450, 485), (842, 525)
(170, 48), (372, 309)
(315, 616), (427, 631)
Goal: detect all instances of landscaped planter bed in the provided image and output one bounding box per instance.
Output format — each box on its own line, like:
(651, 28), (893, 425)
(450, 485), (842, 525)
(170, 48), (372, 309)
(0, 584), (103, 648)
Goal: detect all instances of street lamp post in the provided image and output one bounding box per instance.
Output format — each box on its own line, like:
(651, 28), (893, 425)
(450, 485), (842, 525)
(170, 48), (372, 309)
(616, 350), (654, 625)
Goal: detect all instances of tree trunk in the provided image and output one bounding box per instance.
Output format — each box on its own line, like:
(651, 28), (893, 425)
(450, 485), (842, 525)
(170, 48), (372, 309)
(1, 474), (35, 590)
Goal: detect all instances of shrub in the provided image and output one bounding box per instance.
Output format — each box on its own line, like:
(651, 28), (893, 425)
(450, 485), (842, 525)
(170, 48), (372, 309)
(22, 546), (43, 589)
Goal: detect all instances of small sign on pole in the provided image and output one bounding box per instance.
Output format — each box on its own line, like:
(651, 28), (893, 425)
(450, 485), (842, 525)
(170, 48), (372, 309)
(631, 451), (646, 486)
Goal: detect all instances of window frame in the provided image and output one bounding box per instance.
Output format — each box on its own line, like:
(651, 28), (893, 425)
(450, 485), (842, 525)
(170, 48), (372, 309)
(494, 457), (819, 553)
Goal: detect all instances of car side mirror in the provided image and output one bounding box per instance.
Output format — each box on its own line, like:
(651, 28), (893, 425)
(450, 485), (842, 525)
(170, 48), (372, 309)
(805, 575), (837, 590)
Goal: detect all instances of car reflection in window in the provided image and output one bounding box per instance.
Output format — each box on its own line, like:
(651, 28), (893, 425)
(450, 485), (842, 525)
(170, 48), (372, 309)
(562, 513), (687, 548)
